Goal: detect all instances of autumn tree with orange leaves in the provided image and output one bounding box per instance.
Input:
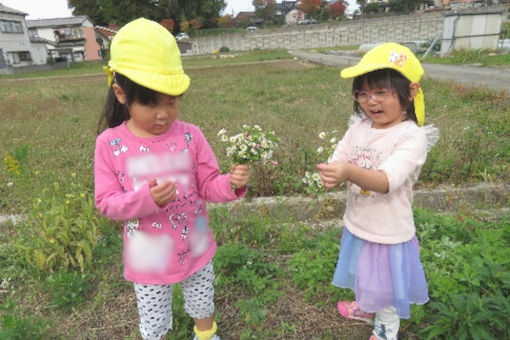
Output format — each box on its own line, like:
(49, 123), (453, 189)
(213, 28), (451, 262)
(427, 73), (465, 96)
(300, 0), (323, 18)
(328, 1), (346, 19)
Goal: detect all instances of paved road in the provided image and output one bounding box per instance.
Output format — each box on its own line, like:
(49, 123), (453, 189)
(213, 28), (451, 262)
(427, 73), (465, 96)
(290, 50), (510, 93)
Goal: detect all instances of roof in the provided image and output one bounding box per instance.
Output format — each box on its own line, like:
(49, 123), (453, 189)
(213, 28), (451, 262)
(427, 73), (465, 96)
(26, 15), (93, 28)
(236, 11), (255, 18)
(0, 3), (27, 16)
(95, 25), (117, 36)
(30, 36), (55, 45)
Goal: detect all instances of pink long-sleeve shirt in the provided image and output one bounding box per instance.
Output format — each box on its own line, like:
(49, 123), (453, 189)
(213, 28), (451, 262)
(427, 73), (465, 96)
(330, 118), (428, 244)
(94, 120), (245, 284)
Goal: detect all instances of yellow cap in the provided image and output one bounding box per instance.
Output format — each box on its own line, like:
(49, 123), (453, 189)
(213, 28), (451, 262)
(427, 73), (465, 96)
(105, 18), (190, 96)
(340, 42), (425, 126)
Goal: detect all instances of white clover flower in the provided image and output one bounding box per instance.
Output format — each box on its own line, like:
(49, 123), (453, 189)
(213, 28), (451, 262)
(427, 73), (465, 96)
(330, 137), (337, 144)
(226, 146), (235, 156)
(317, 146), (324, 154)
(312, 173), (321, 181)
(318, 132), (327, 139)
(229, 136), (237, 143)
(254, 125), (261, 131)
(305, 171), (311, 178)
(221, 135), (228, 142)
(217, 128), (227, 136)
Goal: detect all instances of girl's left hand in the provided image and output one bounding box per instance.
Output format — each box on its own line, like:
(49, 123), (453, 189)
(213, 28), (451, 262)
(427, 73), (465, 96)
(230, 164), (251, 189)
(317, 161), (350, 190)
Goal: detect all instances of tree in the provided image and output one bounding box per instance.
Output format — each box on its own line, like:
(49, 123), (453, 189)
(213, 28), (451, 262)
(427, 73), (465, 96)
(253, 0), (276, 23)
(300, 0), (323, 18)
(160, 18), (175, 32)
(217, 14), (236, 28)
(68, 0), (107, 25)
(68, 0), (226, 29)
(328, 1), (346, 19)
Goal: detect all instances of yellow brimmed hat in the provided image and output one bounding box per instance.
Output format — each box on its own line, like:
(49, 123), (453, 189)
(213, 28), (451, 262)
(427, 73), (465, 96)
(104, 18), (190, 96)
(340, 42), (425, 126)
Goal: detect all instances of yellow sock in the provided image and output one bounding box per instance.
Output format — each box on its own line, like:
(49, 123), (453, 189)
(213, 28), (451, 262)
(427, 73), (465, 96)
(193, 321), (218, 340)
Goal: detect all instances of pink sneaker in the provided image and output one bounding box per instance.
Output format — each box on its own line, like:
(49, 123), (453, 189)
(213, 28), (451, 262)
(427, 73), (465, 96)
(337, 301), (375, 323)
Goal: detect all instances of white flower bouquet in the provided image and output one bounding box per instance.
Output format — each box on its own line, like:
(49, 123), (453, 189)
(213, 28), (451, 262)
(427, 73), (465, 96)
(301, 130), (340, 196)
(217, 125), (280, 165)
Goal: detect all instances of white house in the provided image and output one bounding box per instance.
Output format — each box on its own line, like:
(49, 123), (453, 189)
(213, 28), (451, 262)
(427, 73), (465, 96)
(0, 3), (47, 68)
(285, 9), (305, 24)
(27, 16), (102, 62)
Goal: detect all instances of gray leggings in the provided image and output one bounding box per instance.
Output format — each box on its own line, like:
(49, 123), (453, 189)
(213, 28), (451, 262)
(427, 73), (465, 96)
(133, 261), (215, 340)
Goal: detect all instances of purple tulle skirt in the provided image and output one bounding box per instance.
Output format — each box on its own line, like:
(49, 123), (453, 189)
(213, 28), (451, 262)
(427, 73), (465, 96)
(332, 227), (429, 319)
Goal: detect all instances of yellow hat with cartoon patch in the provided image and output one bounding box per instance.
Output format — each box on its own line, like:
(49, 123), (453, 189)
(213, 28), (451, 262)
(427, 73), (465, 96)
(104, 18), (190, 96)
(340, 42), (425, 126)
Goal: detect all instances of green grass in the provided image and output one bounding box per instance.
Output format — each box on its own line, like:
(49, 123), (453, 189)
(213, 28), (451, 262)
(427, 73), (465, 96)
(182, 48), (292, 67)
(1, 205), (508, 339)
(422, 49), (510, 68)
(0, 61), (105, 79)
(1, 50), (509, 214)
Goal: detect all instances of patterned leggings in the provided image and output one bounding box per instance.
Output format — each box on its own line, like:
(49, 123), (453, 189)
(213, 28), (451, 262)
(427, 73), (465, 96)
(133, 261), (215, 340)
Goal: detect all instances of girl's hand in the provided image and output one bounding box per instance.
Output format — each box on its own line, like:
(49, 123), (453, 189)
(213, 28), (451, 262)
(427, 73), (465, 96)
(149, 179), (178, 207)
(317, 161), (350, 190)
(230, 164), (251, 189)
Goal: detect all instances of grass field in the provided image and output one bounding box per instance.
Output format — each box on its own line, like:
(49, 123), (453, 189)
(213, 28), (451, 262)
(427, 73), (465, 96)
(0, 50), (509, 339)
(1, 51), (509, 214)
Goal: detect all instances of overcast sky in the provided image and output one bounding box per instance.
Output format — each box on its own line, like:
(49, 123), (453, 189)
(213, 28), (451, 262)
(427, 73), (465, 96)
(1, 0), (255, 19)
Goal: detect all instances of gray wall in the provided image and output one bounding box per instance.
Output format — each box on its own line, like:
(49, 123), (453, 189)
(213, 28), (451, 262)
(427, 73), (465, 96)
(441, 9), (505, 56)
(189, 12), (444, 55)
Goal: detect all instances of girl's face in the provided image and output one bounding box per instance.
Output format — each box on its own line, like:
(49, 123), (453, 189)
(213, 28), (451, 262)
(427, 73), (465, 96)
(113, 84), (180, 137)
(355, 82), (406, 129)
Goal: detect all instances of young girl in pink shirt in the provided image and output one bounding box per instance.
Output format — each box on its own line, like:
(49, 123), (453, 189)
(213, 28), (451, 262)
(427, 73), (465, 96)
(94, 18), (250, 340)
(317, 43), (438, 340)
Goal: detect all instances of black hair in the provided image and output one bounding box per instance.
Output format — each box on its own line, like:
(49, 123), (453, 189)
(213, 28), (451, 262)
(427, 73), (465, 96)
(97, 73), (161, 134)
(351, 68), (418, 124)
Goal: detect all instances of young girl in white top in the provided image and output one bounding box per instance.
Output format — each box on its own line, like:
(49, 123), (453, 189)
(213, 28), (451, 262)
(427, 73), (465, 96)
(317, 43), (438, 340)
(94, 18), (250, 340)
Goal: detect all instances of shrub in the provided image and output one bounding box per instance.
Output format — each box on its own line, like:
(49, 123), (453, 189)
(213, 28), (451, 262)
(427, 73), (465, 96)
(15, 181), (110, 275)
(219, 46), (230, 53)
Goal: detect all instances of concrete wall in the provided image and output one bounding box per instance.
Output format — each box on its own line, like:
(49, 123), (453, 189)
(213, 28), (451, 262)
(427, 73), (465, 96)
(441, 9), (505, 56)
(188, 12), (443, 55)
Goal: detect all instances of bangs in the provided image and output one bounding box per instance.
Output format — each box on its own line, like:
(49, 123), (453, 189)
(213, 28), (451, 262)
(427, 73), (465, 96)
(115, 73), (160, 106)
(352, 69), (395, 91)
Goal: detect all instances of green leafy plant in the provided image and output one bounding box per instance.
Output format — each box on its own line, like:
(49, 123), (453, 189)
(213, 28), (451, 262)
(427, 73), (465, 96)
(3, 144), (30, 178)
(421, 293), (510, 340)
(0, 300), (53, 339)
(45, 271), (92, 312)
(15, 181), (109, 274)
(288, 228), (340, 300)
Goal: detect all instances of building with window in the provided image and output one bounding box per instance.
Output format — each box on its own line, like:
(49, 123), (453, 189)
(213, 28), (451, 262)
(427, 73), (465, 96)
(0, 3), (47, 68)
(27, 16), (102, 62)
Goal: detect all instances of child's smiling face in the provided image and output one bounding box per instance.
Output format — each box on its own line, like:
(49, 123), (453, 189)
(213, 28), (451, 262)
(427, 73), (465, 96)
(357, 82), (407, 129)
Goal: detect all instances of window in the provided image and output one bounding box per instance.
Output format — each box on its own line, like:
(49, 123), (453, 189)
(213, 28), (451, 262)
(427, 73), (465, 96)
(0, 20), (24, 33)
(6, 51), (32, 64)
(19, 52), (32, 61)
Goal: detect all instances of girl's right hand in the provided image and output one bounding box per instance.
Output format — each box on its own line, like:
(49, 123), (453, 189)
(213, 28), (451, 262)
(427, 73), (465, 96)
(317, 161), (350, 190)
(149, 179), (178, 207)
